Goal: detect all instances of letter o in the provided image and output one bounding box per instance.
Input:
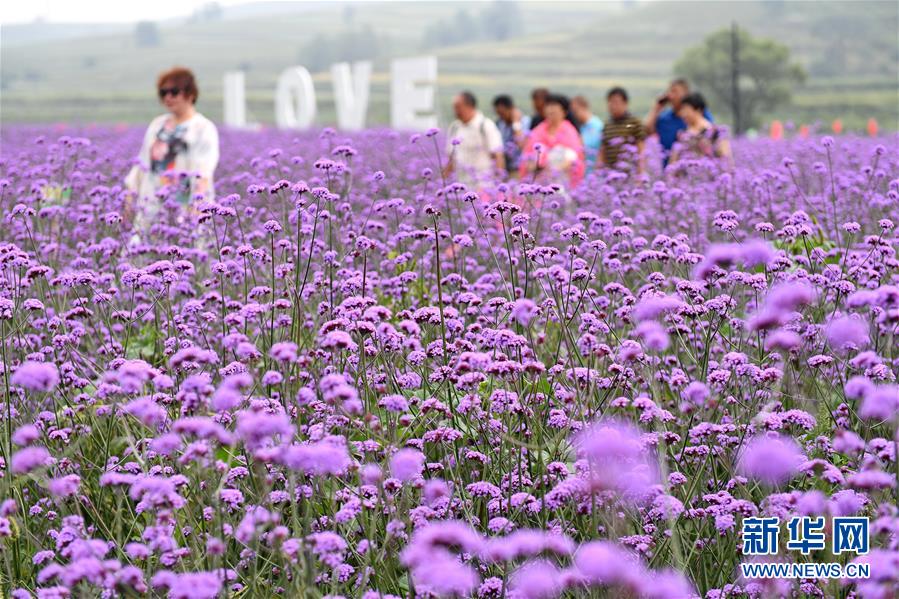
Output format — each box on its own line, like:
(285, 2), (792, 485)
(275, 67), (316, 130)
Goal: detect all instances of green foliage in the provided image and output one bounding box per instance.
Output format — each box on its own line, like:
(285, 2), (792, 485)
(674, 26), (806, 132)
(421, 1), (523, 49)
(421, 9), (480, 49)
(2, 1), (896, 128)
(125, 321), (163, 363)
(133, 21), (160, 48)
(299, 25), (385, 73)
(481, 0), (523, 43)
(772, 225), (835, 258)
(188, 2), (224, 24)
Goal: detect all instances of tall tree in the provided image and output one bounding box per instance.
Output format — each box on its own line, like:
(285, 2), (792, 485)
(134, 21), (160, 48)
(481, 1), (522, 41)
(673, 26), (806, 133)
(422, 9), (480, 48)
(299, 26), (384, 73)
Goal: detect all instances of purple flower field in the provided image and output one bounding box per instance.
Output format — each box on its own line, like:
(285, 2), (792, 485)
(0, 125), (897, 598)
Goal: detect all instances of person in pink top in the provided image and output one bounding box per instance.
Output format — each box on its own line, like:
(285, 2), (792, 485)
(519, 94), (585, 188)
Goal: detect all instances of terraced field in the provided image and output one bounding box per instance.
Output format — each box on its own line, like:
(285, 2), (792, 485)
(2, 1), (896, 130)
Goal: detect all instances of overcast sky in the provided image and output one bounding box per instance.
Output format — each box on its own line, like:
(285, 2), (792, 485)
(1, 0), (638, 26)
(0, 0), (541, 25)
(1, 0), (301, 24)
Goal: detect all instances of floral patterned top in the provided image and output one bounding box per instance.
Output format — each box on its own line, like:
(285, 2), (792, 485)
(676, 125), (727, 160)
(127, 112), (219, 205)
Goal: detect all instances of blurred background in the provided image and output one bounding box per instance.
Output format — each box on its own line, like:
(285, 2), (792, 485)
(2, 0), (897, 133)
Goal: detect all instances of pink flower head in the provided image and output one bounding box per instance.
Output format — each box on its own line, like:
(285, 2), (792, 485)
(633, 294), (684, 321)
(47, 475), (81, 498)
(737, 434), (805, 485)
(574, 419), (658, 500)
(574, 541), (644, 587)
(11, 361), (59, 392)
(825, 315), (869, 352)
(11, 446), (52, 475)
(389, 448), (425, 482)
(509, 560), (563, 599)
(511, 299), (538, 327)
(859, 384), (898, 421)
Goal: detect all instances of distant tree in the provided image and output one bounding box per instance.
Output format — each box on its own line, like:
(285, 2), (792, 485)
(343, 4), (356, 26)
(420, 21), (444, 48)
(762, 0), (787, 15)
(422, 2), (526, 49)
(299, 26), (383, 72)
(135, 21), (160, 48)
(452, 10), (478, 42)
(809, 16), (867, 77)
(422, 9), (479, 48)
(301, 34), (334, 72)
(674, 26), (806, 132)
(338, 24), (380, 63)
(190, 2), (223, 23)
(481, 1), (522, 41)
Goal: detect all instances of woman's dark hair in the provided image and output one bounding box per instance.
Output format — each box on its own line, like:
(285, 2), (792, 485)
(681, 92), (707, 113)
(459, 90), (478, 108)
(545, 93), (568, 109)
(157, 67), (199, 104)
(493, 94), (514, 109)
(606, 87), (628, 102)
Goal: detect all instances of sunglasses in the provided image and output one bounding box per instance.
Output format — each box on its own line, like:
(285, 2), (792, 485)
(158, 87), (182, 99)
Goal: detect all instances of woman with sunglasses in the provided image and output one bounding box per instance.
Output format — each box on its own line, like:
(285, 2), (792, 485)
(125, 66), (219, 232)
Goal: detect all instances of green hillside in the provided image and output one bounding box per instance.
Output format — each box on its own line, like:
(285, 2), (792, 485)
(1, 1), (896, 131)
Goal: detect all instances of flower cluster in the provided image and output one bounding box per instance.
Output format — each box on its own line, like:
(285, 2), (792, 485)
(0, 126), (897, 598)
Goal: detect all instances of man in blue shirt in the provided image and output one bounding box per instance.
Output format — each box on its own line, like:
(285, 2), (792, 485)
(493, 94), (531, 174)
(570, 95), (603, 173)
(645, 79), (712, 168)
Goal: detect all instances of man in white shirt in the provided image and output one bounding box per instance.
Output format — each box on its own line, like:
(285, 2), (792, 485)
(443, 91), (505, 183)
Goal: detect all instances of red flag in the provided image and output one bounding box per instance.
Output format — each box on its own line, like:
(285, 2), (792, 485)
(866, 118), (879, 137)
(770, 120), (784, 140)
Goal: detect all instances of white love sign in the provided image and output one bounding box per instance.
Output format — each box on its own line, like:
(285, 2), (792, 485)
(331, 61), (372, 131)
(274, 66), (317, 130)
(222, 71), (246, 128)
(223, 56), (438, 132)
(390, 56), (438, 132)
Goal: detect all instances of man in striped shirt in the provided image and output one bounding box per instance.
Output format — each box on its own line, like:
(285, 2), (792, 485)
(599, 87), (647, 174)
